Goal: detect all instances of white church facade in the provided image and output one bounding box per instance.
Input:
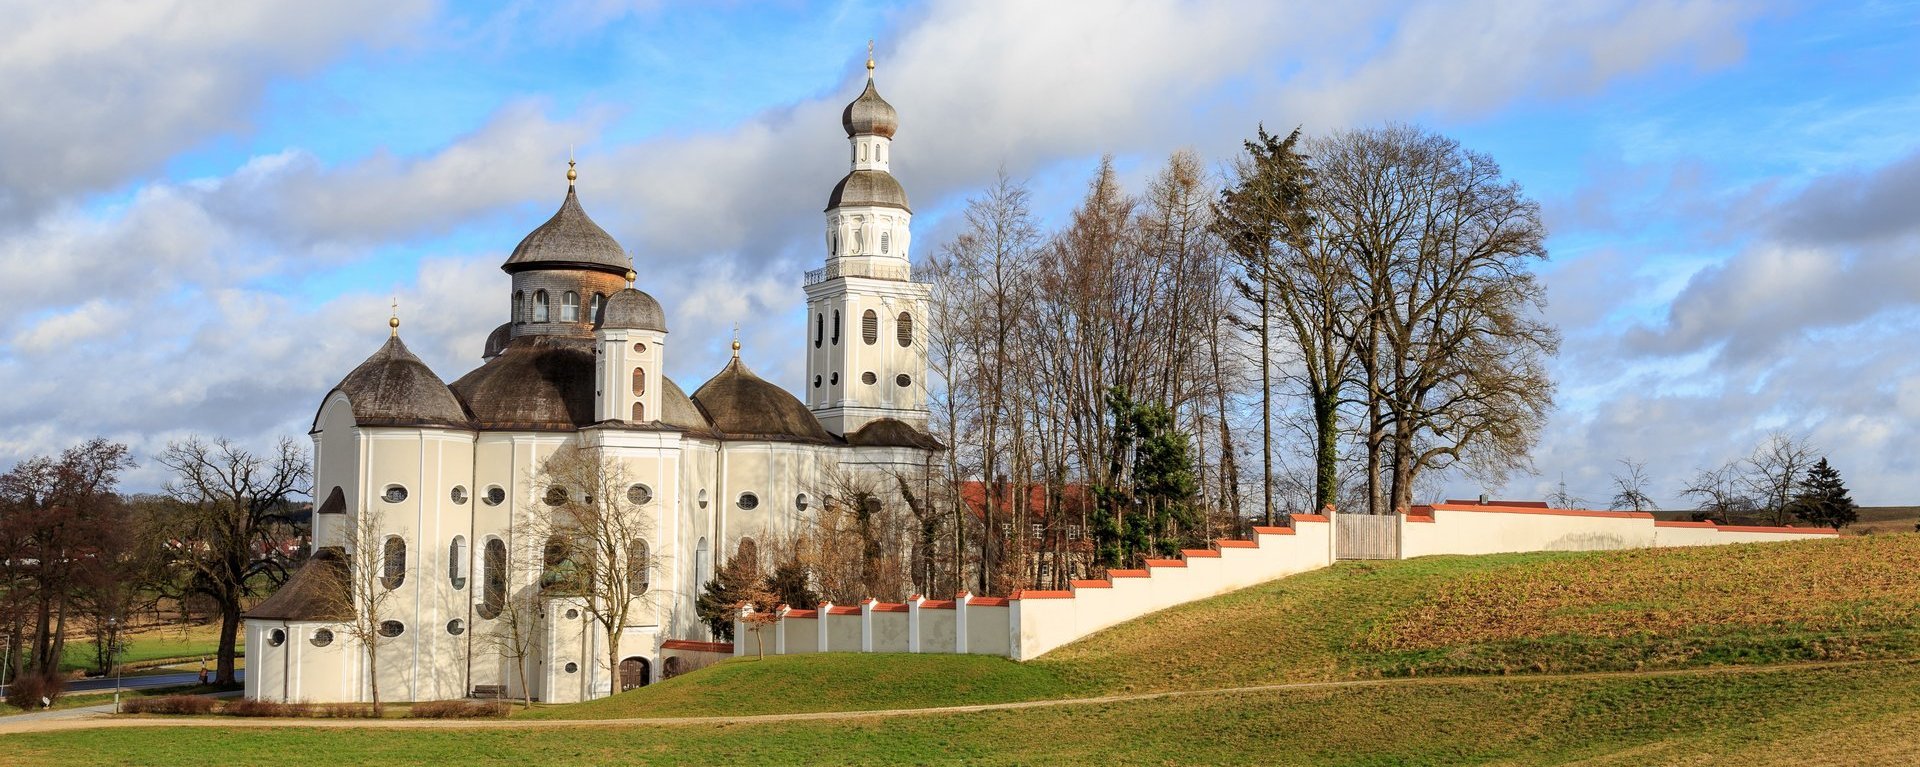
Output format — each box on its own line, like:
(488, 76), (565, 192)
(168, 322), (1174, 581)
(244, 60), (940, 704)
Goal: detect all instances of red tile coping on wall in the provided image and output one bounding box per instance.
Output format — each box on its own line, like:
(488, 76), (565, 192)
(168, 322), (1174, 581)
(1216, 539), (1258, 548)
(1181, 548), (1222, 558)
(1291, 514), (1330, 523)
(826, 605), (863, 616)
(1107, 569), (1150, 578)
(920, 599), (956, 609)
(872, 602), (908, 613)
(1071, 579), (1113, 588)
(1430, 503), (1656, 520)
(1405, 515), (1436, 523)
(1144, 558), (1187, 568)
(1010, 590), (1074, 599)
(660, 639), (734, 654)
(785, 609), (818, 619)
(1251, 526), (1295, 535)
(1654, 520), (1717, 529)
(1711, 523), (1837, 535)
(970, 596), (1011, 607)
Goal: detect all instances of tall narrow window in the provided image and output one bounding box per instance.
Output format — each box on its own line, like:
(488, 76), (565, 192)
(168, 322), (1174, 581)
(862, 310), (878, 344)
(448, 536), (468, 590)
(533, 290), (550, 322)
(831, 311), (841, 345)
(631, 401), (644, 421)
(896, 311), (913, 347)
(513, 291), (526, 323)
(588, 293), (605, 324)
(814, 314), (824, 348)
(880, 230), (890, 254)
(561, 291), (580, 322)
(628, 539), (650, 594)
(381, 536), (407, 590)
(480, 538), (506, 619)
(632, 367), (646, 396)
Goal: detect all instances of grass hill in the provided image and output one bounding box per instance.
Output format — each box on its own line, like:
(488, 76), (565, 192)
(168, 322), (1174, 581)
(535, 533), (1920, 719)
(12, 534), (1920, 766)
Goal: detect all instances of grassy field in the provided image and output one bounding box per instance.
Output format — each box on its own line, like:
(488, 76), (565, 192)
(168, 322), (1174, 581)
(12, 535), (1920, 765)
(58, 622), (239, 673)
(9, 662), (1920, 766)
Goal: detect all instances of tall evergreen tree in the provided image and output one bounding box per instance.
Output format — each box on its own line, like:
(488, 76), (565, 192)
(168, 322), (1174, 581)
(1788, 458), (1858, 530)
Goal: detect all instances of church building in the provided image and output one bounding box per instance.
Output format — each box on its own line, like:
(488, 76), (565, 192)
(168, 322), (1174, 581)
(243, 56), (942, 704)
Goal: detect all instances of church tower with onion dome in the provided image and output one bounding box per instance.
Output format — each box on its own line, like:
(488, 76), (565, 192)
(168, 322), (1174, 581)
(805, 47), (932, 435)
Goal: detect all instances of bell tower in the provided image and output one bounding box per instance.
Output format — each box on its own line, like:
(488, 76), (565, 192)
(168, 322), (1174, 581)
(804, 47), (930, 436)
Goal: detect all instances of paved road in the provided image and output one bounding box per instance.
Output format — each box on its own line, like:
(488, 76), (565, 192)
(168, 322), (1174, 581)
(63, 670), (244, 694)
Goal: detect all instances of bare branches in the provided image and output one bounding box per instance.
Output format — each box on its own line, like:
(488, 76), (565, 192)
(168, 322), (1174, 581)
(1609, 458), (1656, 512)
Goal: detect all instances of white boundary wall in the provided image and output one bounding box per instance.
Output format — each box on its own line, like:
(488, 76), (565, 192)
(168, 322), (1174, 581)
(734, 506), (1837, 662)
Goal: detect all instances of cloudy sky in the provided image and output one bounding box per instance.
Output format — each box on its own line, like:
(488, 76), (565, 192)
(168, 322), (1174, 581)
(1, 0), (1916, 506)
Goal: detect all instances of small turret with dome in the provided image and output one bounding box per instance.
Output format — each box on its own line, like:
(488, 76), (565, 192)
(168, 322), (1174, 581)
(502, 158), (633, 342)
(593, 267), (669, 425)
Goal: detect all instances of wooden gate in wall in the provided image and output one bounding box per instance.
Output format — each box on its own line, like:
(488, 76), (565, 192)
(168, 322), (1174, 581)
(1335, 513), (1401, 560)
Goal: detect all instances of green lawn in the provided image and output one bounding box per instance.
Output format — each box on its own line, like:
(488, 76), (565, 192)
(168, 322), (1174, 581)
(58, 623), (240, 673)
(12, 662), (1920, 766)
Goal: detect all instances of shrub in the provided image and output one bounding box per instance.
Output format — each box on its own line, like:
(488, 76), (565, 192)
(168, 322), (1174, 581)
(408, 699), (511, 719)
(4, 673), (65, 710)
(122, 695), (218, 715)
(317, 702), (373, 718)
(221, 699), (311, 717)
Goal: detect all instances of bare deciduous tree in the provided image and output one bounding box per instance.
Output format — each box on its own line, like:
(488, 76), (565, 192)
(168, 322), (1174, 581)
(1609, 458), (1656, 512)
(1744, 431), (1820, 526)
(529, 446), (658, 696)
(324, 506), (395, 716)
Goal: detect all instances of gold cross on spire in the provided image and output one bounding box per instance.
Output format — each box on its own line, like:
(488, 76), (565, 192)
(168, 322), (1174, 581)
(567, 144), (577, 186)
(866, 39), (875, 75)
(731, 323), (741, 357)
(389, 296), (400, 336)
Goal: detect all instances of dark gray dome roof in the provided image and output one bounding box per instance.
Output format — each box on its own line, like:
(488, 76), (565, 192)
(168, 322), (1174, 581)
(842, 78), (897, 138)
(596, 287), (667, 332)
(691, 357), (833, 443)
(451, 335), (595, 430)
(827, 169), (910, 212)
(482, 322), (511, 359)
(245, 547), (352, 621)
(846, 418), (944, 450)
(323, 335), (471, 429)
(502, 186), (631, 277)
(660, 376), (713, 434)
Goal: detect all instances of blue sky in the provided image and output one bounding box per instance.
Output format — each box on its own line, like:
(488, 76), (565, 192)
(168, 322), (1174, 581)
(1, 0), (1916, 506)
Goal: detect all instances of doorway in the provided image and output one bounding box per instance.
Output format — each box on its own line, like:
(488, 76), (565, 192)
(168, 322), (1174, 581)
(618, 656), (651, 691)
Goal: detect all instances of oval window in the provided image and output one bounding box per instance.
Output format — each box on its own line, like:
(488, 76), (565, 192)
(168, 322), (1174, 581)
(795, 493), (810, 511)
(628, 484), (653, 506)
(564, 662), (579, 674)
(633, 342), (647, 353)
(737, 492), (759, 510)
(268, 629), (286, 647)
(311, 628), (334, 647)
(378, 620), (405, 638)
(896, 374), (912, 388)
(565, 608), (580, 620)
(697, 489), (709, 509)
(862, 310), (878, 345)
(830, 372), (839, 385)
(484, 486), (506, 506)
(862, 372), (876, 385)
(451, 486), (469, 505)
(383, 485), (408, 503)
(544, 486), (569, 506)
(447, 619), (466, 636)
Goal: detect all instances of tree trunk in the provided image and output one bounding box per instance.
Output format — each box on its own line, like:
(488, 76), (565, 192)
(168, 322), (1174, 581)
(213, 604), (241, 686)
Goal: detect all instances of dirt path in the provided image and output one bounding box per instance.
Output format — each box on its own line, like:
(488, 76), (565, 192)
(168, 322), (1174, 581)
(3, 658), (1908, 736)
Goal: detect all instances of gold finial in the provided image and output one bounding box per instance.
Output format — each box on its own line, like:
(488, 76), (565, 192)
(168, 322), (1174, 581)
(866, 39), (874, 75)
(567, 158), (577, 186)
(731, 324), (741, 357)
(389, 297), (400, 336)
(625, 268), (637, 286)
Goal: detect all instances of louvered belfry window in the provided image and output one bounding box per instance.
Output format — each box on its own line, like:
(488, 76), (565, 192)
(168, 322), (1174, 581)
(862, 310), (878, 345)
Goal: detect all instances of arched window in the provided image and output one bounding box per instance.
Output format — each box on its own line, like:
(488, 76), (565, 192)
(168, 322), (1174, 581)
(318, 487), (345, 514)
(589, 293), (605, 323)
(832, 311), (840, 345)
(632, 367), (646, 396)
(542, 534), (581, 593)
(735, 537), (759, 577)
(631, 401), (644, 421)
(896, 312), (913, 347)
(448, 536), (468, 590)
(695, 537), (712, 589)
(533, 290), (550, 322)
(628, 539), (649, 594)
(880, 230), (890, 254)
(561, 291), (580, 322)
(480, 537), (506, 619)
(814, 314), (823, 348)
(862, 310), (878, 345)
(513, 291), (526, 323)
(381, 536), (406, 590)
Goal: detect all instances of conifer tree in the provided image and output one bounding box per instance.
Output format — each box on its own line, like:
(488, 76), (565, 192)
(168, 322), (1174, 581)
(1789, 458), (1858, 530)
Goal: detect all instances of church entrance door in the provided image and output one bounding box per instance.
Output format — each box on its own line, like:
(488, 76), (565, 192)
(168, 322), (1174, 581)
(618, 657), (650, 691)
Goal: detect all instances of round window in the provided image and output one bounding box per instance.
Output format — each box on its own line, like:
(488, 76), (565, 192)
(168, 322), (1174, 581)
(451, 485), (469, 505)
(633, 342), (647, 353)
(737, 492), (759, 510)
(268, 629), (286, 647)
(795, 493), (810, 511)
(565, 608), (580, 619)
(311, 628), (334, 647)
(564, 662), (579, 674)
(484, 485), (505, 506)
(813, 375), (822, 388)
(447, 619), (465, 636)
(383, 485), (408, 503)
(895, 374), (912, 387)
(628, 484), (653, 506)
(830, 372), (839, 385)
(378, 620), (405, 638)
(862, 372), (877, 385)
(544, 486), (569, 506)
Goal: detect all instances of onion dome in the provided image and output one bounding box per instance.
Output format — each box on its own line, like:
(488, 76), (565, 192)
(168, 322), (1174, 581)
(451, 335), (596, 430)
(245, 547), (352, 621)
(842, 78), (897, 139)
(324, 335), (471, 429)
(690, 357), (834, 443)
(595, 287), (667, 333)
(501, 179), (631, 277)
(826, 170), (910, 212)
